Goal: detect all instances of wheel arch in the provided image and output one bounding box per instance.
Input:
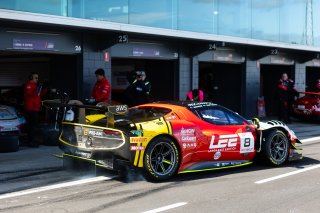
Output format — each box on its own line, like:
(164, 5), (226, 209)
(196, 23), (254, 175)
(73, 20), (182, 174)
(145, 133), (182, 169)
(147, 134), (182, 157)
(262, 127), (294, 148)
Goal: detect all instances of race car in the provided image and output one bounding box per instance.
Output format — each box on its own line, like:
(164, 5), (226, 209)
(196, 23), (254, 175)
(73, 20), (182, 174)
(43, 101), (302, 181)
(292, 92), (320, 120)
(0, 105), (26, 152)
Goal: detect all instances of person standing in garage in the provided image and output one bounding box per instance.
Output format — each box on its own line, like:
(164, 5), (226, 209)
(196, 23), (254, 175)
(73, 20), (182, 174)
(276, 73), (297, 123)
(90, 68), (111, 104)
(186, 89), (204, 102)
(24, 73), (47, 147)
(125, 70), (151, 107)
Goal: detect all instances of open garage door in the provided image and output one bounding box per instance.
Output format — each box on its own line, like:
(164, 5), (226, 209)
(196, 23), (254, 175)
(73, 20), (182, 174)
(306, 67), (320, 92)
(0, 52), (79, 108)
(199, 62), (244, 113)
(111, 58), (177, 105)
(260, 64), (294, 116)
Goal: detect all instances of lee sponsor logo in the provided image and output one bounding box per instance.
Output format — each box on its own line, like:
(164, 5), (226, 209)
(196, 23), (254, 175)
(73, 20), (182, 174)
(209, 134), (237, 151)
(208, 133), (254, 153)
(130, 137), (148, 143)
(130, 146), (145, 151)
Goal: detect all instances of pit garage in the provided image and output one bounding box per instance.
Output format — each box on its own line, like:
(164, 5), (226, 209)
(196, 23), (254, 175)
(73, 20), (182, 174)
(260, 64), (295, 116)
(306, 66), (320, 92)
(198, 49), (245, 113)
(111, 58), (177, 105)
(0, 53), (79, 108)
(0, 28), (82, 108)
(110, 42), (179, 105)
(199, 62), (244, 113)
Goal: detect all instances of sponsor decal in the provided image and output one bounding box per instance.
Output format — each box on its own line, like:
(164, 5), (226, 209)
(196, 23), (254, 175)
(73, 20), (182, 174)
(130, 137), (148, 143)
(83, 129), (88, 136)
(115, 105), (128, 112)
(182, 143), (197, 149)
(180, 127), (196, 142)
(130, 146), (145, 151)
(88, 130), (103, 137)
(181, 136), (196, 142)
(181, 128), (195, 135)
(130, 129), (143, 136)
(156, 121), (164, 125)
(214, 151), (221, 160)
(209, 134), (237, 152)
(239, 132), (254, 153)
(165, 115), (176, 120)
(208, 133), (255, 153)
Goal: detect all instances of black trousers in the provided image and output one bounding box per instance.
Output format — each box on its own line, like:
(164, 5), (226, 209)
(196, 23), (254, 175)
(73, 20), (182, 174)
(25, 111), (39, 146)
(278, 100), (290, 122)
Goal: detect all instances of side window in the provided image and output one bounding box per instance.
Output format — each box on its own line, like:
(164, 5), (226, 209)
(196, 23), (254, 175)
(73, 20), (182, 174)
(197, 106), (246, 125)
(225, 111), (245, 125)
(200, 108), (229, 125)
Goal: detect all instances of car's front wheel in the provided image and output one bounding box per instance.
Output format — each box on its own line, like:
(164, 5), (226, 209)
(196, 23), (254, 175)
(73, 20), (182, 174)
(143, 136), (179, 181)
(261, 130), (289, 166)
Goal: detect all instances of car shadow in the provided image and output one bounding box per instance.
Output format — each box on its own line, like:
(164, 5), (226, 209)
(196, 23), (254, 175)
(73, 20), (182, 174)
(167, 156), (320, 183)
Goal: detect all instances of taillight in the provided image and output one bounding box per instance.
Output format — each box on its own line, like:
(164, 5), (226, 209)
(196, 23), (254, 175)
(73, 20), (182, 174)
(103, 129), (121, 135)
(16, 124), (24, 130)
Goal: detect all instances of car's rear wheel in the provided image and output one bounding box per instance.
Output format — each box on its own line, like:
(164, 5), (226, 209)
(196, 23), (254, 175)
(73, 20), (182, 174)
(261, 130), (289, 166)
(143, 137), (179, 181)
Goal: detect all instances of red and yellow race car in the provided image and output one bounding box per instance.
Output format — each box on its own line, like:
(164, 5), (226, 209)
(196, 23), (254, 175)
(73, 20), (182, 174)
(44, 101), (302, 181)
(292, 92), (320, 120)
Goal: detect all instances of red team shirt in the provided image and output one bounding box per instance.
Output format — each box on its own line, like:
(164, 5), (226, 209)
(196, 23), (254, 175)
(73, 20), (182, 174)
(24, 81), (47, 112)
(91, 77), (111, 103)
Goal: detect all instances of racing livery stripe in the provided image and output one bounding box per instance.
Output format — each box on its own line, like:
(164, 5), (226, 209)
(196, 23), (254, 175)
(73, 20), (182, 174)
(139, 124), (144, 136)
(163, 117), (170, 134)
(133, 124), (141, 166)
(133, 142), (141, 166)
(166, 121), (173, 135)
(178, 161), (253, 174)
(138, 148), (145, 167)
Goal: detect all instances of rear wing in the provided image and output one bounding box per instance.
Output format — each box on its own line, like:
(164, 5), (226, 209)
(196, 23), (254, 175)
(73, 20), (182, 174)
(42, 100), (128, 128)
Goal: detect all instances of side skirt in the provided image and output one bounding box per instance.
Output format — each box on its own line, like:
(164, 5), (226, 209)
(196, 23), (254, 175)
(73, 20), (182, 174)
(179, 161), (252, 174)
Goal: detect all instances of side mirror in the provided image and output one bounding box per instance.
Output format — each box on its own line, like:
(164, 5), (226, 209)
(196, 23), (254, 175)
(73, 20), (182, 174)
(251, 118), (260, 128)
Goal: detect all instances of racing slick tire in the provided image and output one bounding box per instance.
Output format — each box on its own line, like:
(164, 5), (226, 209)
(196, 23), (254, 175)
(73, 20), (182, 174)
(261, 130), (289, 166)
(143, 136), (179, 181)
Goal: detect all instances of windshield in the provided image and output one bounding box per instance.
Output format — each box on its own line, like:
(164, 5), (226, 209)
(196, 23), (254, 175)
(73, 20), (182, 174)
(0, 107), (17, 120)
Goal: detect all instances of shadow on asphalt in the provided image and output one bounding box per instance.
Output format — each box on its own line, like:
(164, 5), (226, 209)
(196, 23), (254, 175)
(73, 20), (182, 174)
(168, 156), (320, 183)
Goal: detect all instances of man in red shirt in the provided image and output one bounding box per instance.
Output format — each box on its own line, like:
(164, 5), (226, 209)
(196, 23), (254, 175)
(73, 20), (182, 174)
(91, 68), (111, 104)
(24, 73), (47, 147)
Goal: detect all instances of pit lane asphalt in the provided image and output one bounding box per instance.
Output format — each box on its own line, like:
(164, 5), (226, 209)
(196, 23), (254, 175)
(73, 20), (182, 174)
(0, 120), (319, 212)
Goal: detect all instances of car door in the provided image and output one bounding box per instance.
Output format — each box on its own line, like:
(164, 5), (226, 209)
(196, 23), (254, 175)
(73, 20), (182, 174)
(196, 106), (256, 162)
